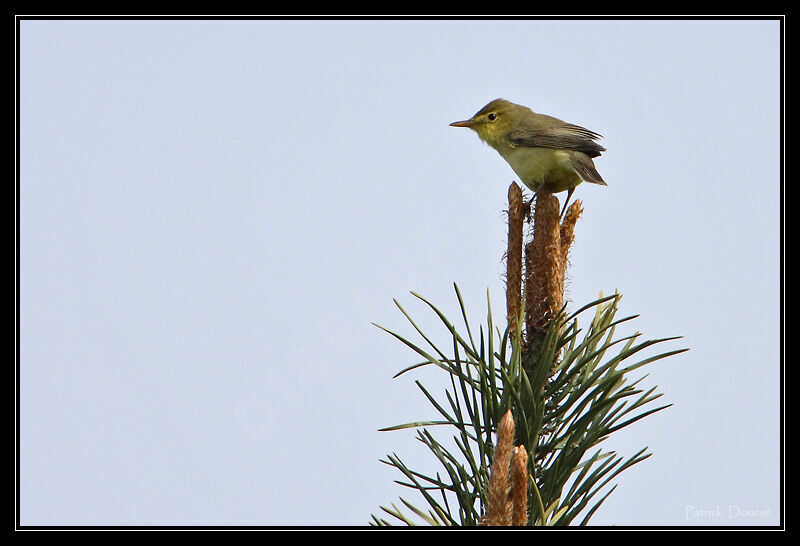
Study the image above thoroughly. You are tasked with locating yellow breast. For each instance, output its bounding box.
[501,147,581,193]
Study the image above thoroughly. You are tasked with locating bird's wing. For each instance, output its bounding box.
[507,123,606,158]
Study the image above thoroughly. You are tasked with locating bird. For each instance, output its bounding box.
[450,98,607,216]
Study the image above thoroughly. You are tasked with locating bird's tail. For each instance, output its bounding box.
[571,153,607,186]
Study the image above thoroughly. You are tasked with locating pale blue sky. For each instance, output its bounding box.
[19,18,781,526]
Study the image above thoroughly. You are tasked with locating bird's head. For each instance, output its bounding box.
[449,98,528,149]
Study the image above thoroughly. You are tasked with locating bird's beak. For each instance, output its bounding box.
[449,119,475,128]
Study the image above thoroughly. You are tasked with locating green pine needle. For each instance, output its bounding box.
[372,286,686,526]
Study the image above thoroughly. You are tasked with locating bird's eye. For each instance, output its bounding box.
[487,113,497,121]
